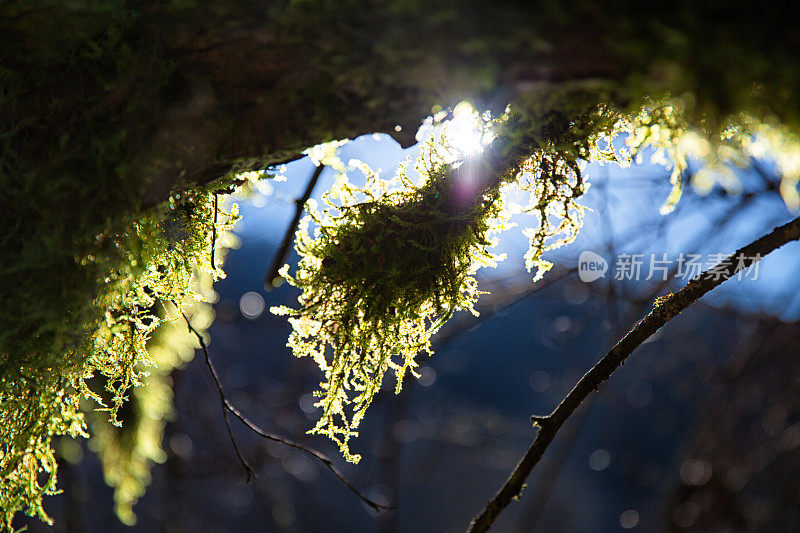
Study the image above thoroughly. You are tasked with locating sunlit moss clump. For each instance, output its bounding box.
[0,188,239,528]
[273,100,625,460]
[274,92,800,462]
[273,138,508,461]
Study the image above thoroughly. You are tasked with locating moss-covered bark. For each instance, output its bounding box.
[5,1,798,205]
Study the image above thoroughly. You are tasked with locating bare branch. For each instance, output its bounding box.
[467,215,800,532]
[178,309,393,513]
[180,309,254,482]
[264,163,325,289]
[211,192,218,269]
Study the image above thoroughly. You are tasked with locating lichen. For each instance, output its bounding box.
[273,134,508,460]
[272,101,614,460]
[0,187,240,528]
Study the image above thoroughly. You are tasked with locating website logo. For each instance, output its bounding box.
[579,251,609,282]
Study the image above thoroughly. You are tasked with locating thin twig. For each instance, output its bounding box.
[467,215,800,532]
[178,308,393,513]
[264,164,325,289]
[211,193,218,269]
[180,310,254,481]
[514,397,596,532]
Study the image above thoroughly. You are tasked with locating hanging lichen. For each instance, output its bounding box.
[273,130,509,460]
[0,186,240,529]
[272,100,626,460]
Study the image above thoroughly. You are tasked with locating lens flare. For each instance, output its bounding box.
[445,101,493,157]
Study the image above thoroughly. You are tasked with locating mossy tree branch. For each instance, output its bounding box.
[3,1,800,526]
[9,1,797,208]
[467,215,800,533]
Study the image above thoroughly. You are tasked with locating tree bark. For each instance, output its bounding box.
[5,2,797,206]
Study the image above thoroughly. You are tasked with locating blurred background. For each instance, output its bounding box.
[24,133,800,532]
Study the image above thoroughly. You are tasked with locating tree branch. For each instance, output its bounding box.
[466,215,800,532]
[180,309,254,482]
[264,163,325,289]
[178,308,393,513]
[211,193,218,269]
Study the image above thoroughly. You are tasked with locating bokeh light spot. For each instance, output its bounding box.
[239,291,265,319]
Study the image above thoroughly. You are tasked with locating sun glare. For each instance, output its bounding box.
[445,101,493,157]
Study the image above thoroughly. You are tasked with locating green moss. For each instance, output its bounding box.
[275,90,800,464]
[0,4,246,525]
[272,100,614,460]
[274,137,506,460]
[88,295,218,526]
[0,185,239,528]
[2,1,800,527]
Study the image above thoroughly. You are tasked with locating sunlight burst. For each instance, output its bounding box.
[445,101,494,157]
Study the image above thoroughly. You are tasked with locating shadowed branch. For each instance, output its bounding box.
[180,309,254,481]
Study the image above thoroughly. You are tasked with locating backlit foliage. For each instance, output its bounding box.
[0,190,238,529]
[275,95,800,462]
[0,3,247,525]
[3,1,800,529]
[87,295,218,526]
[273,101,621,460]
[273,134,509,461]
[610,99,800,213]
